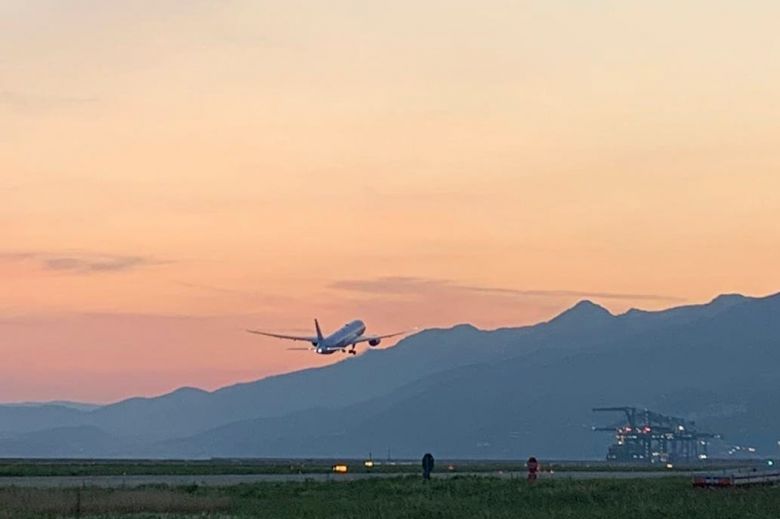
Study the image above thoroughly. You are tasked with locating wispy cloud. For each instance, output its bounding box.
[331,277,445,294]
[330,276,684,303]
[0,90,98,112]
[458,285,685,302]
[0,251,166,274]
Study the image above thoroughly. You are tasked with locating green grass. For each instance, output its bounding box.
[0,460,333,477]
[0,459,753,477]
[0,476,779,518]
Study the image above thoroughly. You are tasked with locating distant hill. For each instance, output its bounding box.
[0,323,539,440]
[1,292,778,459]
[1,401,101,412]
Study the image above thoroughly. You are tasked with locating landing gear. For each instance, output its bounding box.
[349,349,357,355]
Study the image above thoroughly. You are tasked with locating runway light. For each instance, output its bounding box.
[666,463,674,470]
[364,460,374,469]
[768,460,774,467]
[332,464,348,473]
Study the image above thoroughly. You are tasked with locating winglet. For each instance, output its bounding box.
[314,319,324,342]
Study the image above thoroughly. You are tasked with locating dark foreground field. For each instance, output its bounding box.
[0,476,778,519]
[0,459,755,477]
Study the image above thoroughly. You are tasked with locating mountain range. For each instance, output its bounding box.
[1,292,778,459]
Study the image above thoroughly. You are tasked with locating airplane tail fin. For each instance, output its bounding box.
[314,319,324,342]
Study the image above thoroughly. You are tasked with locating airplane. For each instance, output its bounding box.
[246,319,408,355]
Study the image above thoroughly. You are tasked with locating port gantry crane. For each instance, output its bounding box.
[593,407,720,463]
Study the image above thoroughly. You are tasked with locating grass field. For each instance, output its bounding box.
[0,476,778,518]
[0,459,756,477]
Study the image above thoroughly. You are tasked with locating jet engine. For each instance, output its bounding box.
[368,338,381,347]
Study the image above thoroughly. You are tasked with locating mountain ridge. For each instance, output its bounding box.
[2,291,778,458]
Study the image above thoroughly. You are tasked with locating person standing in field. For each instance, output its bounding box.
[527,457,539,482]
[422,453,435,480]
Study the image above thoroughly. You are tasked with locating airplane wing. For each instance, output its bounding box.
[350,330,410,345]
[246,330,317,342]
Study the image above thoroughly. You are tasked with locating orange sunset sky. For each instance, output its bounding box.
[2,1,779,403]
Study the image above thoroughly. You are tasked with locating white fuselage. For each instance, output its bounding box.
[314,320,366,354]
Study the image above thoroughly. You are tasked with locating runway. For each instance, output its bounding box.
[0,470,698,488]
